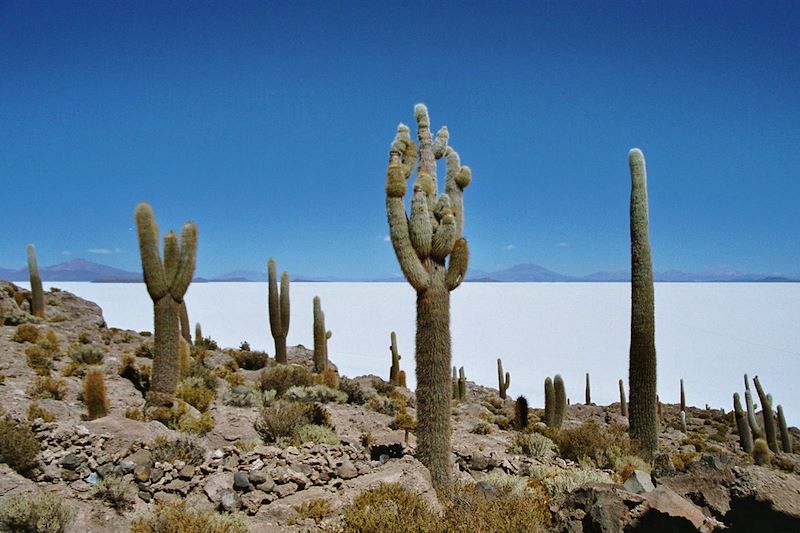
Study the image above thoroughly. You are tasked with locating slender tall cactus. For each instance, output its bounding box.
[679,410,687,433]
[312,296,330,373]
[458,366,467,401]
[515,395,529,431]
[734,393,754,453]
[389,331,402,385]
[452,366,458,400]
[179,301,191,344]
[744,374,762,439]
[680,378,686,413]
[194,323,202,347]
[544,377,555,427]
[554,374,567,429]
[385,104,471,489]
[619,379,628,417]
[135,203,197,395]
[777,405,792,453]
[268,258,290,364]
[497,358,510,399]
[26,244,45,318]
[585,373,591,404]
[753,376,778,452]
[628,148,658,460]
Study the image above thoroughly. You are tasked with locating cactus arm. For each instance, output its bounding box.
[414,104,438,210]
[268,258,283,335]
[445,147,471,237]
[432,126,449,159]
[431,213,457,262]
[409,185,433,259]
[446,238,469,291]
[386,186,430,292]
[163,231,180,287]
[777,405,792,453]
[734,393,754,453]
[280,271,290,336]
[135,203,168,300]
[753,376,779,452]
[169,222,197,300]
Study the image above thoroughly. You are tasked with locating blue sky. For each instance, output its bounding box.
[2,0,798,279]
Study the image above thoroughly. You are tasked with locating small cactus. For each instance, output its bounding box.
[753,376,778,452]
[398,370,407,388]
[179,302,191,344]
[458,367,466,401]
[135,203,197,395]
[554,374,566,429]
[27,244,44,318]
[544,377,555,427]
[585,372,591,404]
[680,378,686,413]
[389,331,402,385]
[84,369,109,420]
[679,410,687,433]
[777,405,792,453]
[452,366,458,400]
[619,379,628,417]
[268,258,290,364]
[194,323,202,347]
[313,296,329,373]
[752,438,771,466]
[515,395,529,431]
[497,358,510,399]
[733,392,754,453]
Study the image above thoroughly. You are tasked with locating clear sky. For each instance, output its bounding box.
[2,0,798,279]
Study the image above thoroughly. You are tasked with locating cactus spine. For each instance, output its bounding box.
[680,378,686,413]
[544,377,555,427]
[733,393,754,453]
[753,376,778,452]
[585,373,591,404]
[312,296,329,373]
[627,148,658,460]
[135,203,197,395]
[554,374,566,429]
[268,258,290,364]
[179,301,191,344]
[389,331,402,385]
[497,358,510,399]
[619,379,628,417]
[515,395,529,431]
[27,244,44,318]
[385,104,471,489]
[457,366,466,401]
[194,323,202,347]
[777,405,792,453]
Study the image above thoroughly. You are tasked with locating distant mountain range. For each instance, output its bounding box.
[0,259,796,283]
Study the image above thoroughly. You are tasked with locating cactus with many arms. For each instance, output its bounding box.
[135,203,197,395]
[733,392,753,453]
[497,358,510,399]
[312,296,330,373]
[753,376,778,452]
[619,379,628,417]
[385,104,471,488]
[544,377,556,427]
[389,331,402,385]
[27,244,44,318]
[268,258,290,364]
[554,374,567,429]
[628,148,658,460]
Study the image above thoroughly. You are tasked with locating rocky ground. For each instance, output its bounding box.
[1,281,799,532]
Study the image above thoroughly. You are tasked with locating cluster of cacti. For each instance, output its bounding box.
[627,148,658,460]
[385,104,471,489]
[515,395,528,431]
[619,379,628,417]
[268,257,290,364]
[135,203,197,395]
[585,373,591,404]
[735,374,792,453]
[26,244,45,318]
[389,331,402,385]
[84,369,109,420]
[312,296,331,373]
[497,358,510,399]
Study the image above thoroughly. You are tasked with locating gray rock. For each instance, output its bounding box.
[138,491,152,502]
[60,454,82,470]
[624,470,655,495]
[118,460,136,474]
[150,468,164,483]
[248,470,269,485]
[256,478,275,493]
[61,469,80,481]
[274,481,298,498]
[85,472,98,485]
[178,465,195,480]
[219,488,242,511]
[96,463,115,479]
[337,460,358,480]
[233,471,251,491]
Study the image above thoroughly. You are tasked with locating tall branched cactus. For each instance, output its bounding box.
[135,203,197,395]
[385,104,471,489]
[389,331,402,385]
[497,358,510,399]
[27,244,44,318]
[313,296,330,373]
[268,258,290,364]
[628,148,658,460]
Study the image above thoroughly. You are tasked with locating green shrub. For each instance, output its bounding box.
[258,365,314,396]
[12,324,40,343]
[196,335,219,351]
[233,350,269,371]
[254,400,332,445]
[284,384,347,404]
[182,357,218,390]
[95,476,137,511]
[68,344,105,365]
[509,432,557,459]
[134,341,154,358]
[25,345,55,374]
[150,436,206,466]
[528,464,614,496]
[0,417,40,477]
[443,480,550,532]
[0,492,74,533]
[222,384,264,407]
[555,420,631,469]
[470,422,494,435]
[291,498,332,525]
[339,483,436,533]
[178,412,215,435]
[27,403,56,423]
[175,377,215,412]
[295,424,340,445]
[27,376,68,400]
[339,377,372,405]
[130,500,248,533]
[366,395,401,416]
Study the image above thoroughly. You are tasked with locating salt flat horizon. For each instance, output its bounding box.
[17,281,800,426]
